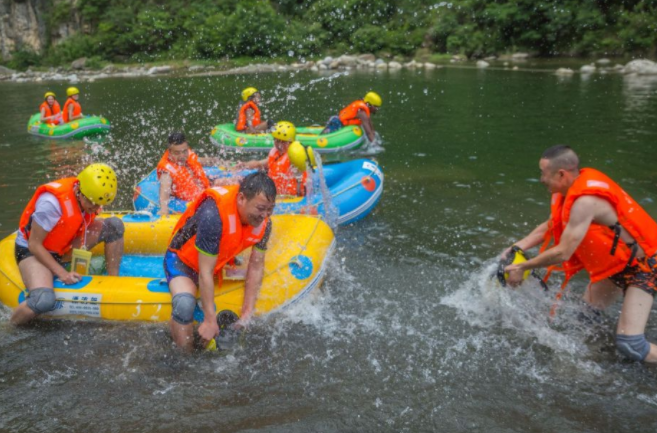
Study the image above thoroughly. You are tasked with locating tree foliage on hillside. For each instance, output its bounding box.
[7,0,657,68]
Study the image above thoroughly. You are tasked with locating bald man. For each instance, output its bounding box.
[503,145,657,363]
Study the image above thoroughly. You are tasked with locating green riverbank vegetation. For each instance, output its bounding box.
[4,0,657,71]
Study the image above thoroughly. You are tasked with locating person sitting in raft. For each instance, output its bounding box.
[39,92,62,125]
[164,171,276,352]
[157,131,233,216]
[239,121,307,196]
[62,87,84,123]
[10,163,125,326]
[235,87,274,134]
[503,145,657,363]
[321,91,382,142]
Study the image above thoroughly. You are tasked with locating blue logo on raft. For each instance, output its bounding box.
[289,255,313,280]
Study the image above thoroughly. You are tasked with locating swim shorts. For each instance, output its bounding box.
[163,250,199,285]
[14,243,66,267]
[608,254,657,296]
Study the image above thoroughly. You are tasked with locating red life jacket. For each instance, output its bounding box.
[168,185,269,276]
[339,100,370,126]
[40,101,62,125]
[62,97,82,123]
[19,178,95,255]
[267,147,306,196]
[543,168,657,284]
[236,101,262,131]
[156,150,210,202]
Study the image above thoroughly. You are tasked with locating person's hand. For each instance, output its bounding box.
[59,271,82,285]
[234,313,251,330]
[504,264,525,288]
[198,319,219,347]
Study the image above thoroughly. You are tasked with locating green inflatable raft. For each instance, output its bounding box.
[27,113,111,139]
[209,123,365,153]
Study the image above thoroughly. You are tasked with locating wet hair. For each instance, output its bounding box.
[168,132,186,146]
[541,145,579,173]
[240,171,276,202]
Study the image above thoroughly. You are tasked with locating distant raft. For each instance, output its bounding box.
[133,158,384,226]
[210,123,365,153]
[27,113,111,139]
[0,212,334,322]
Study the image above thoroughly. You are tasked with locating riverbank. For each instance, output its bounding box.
[3,55,657,84]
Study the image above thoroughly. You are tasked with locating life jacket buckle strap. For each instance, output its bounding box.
[609,222,621,255]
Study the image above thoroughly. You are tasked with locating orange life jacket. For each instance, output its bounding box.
[156,150,210,202]
[236,101,262,131]
[62,97,82,123]
[168,185,269,276]
[40,101,61,125]
[543,168,657,284]
[267,147,306,196]
[19,178,95,255]
[339,100,370,126]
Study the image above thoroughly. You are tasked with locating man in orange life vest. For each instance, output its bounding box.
[504,145,657,363]
[239,121,307,196]
[235,87,274,134]
[11,164,125,325]
[39,91,62,125]
[62,87,84,123]
[321,91,382,142]
[157,132,229,216]
[164,171,276,351]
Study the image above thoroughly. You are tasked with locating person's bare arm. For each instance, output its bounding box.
[240,158,268,170]
[197,252,219,346]
[28,222,81,284]
[357,110,376,141]
[502,220,550,258]
[505,197,595,279]
[159,172,173,216]
[236,248,265,327]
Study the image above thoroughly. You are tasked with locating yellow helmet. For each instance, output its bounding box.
[288,141,316,171]
[271,121,296,142]
[67,87,80,97]
[77,163,118,205]
[363,91,382,107]
[44,92,56,100]
[241,87,258,101]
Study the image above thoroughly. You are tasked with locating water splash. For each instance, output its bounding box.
[441,261,614,373]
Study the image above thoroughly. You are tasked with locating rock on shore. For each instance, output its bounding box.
[3,55,657,83]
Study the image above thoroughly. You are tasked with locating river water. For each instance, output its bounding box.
[1,64,657,432]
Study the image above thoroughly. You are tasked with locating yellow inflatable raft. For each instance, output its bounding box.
[0,212,334,322]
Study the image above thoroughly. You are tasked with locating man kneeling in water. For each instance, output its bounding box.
[164,172,275,351]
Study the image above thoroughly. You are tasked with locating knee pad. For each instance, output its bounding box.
[26,288,57,314]
[171,293,196,325]
[99,217,125,244]
[616,334,650,362]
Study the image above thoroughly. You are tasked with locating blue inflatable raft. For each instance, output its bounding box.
[133,159,384,226]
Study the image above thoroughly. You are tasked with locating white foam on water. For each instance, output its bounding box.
[441,261,608,378]
[27,365,78,388]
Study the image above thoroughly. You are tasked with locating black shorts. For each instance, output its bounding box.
[14,244,66,267]
[608,254,657,297]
